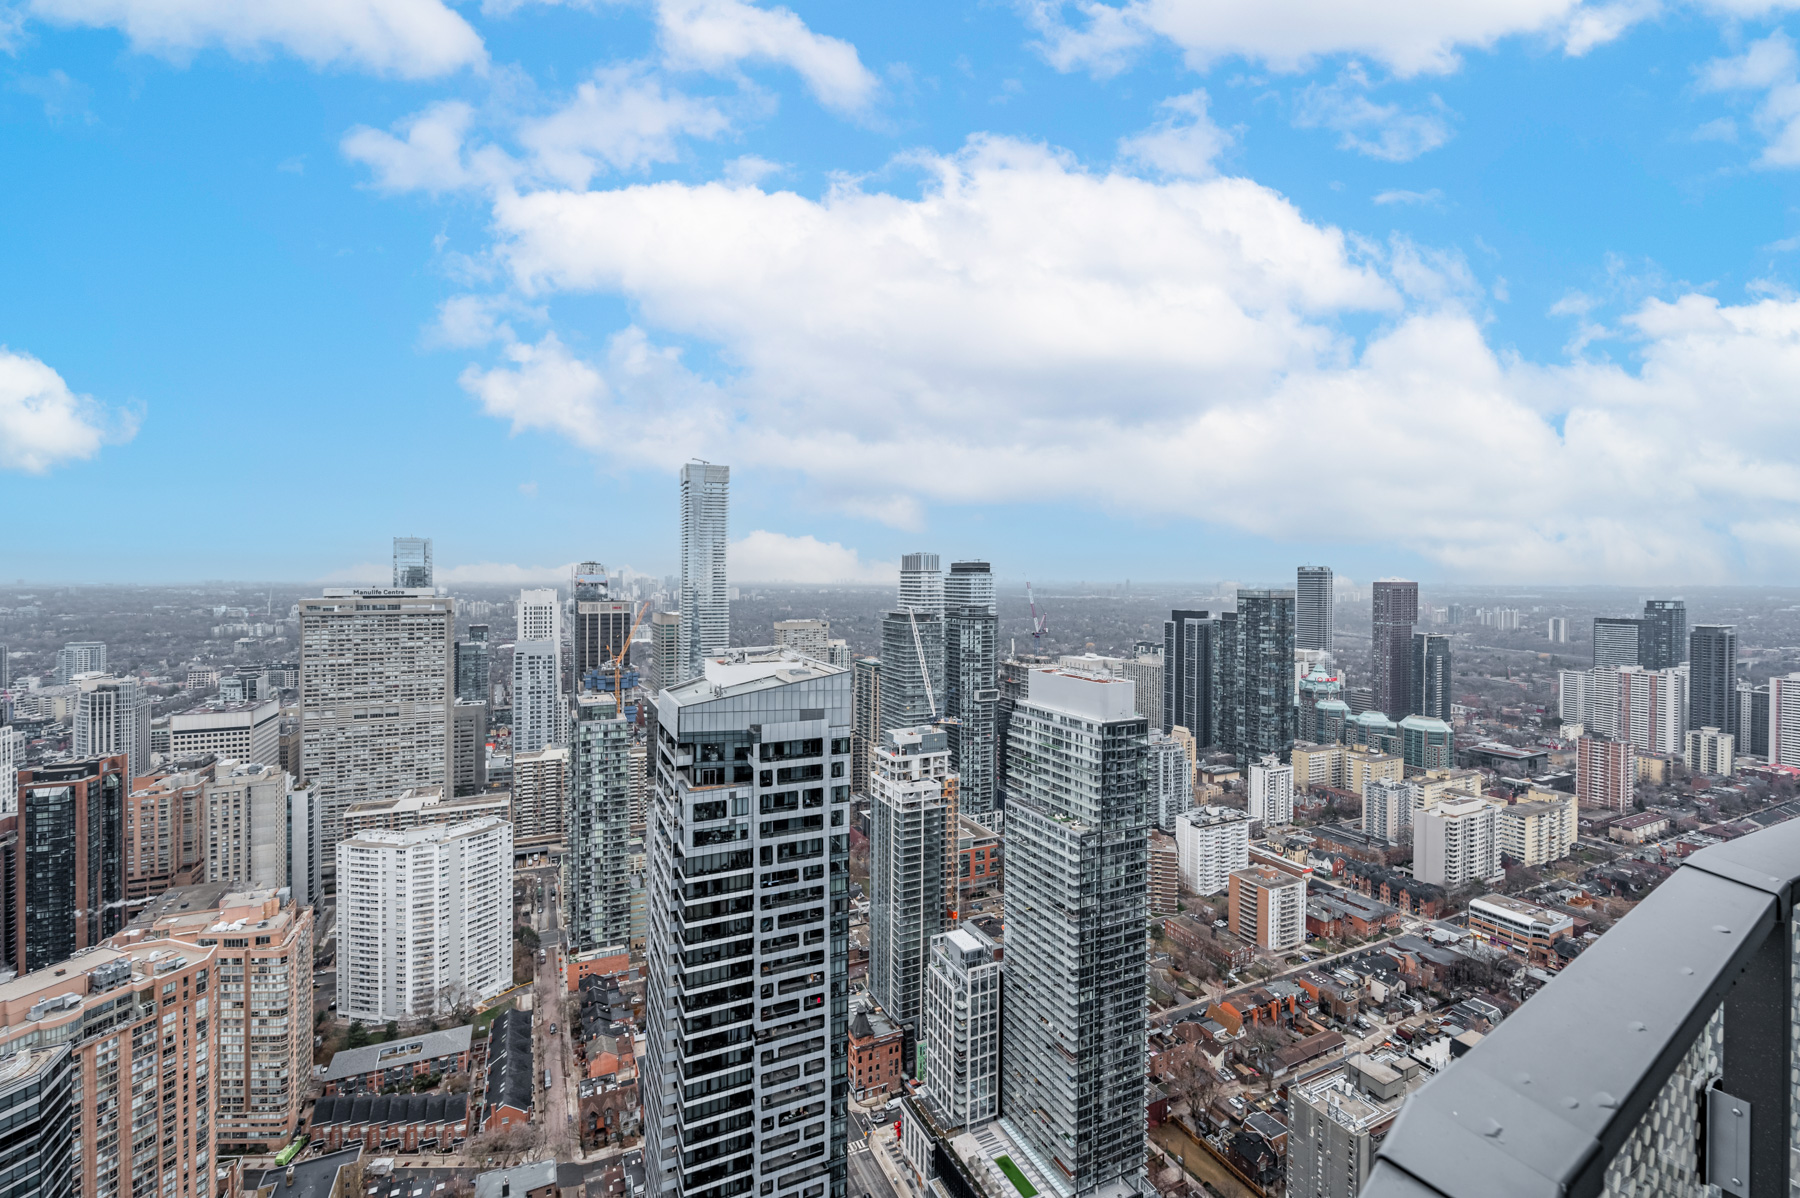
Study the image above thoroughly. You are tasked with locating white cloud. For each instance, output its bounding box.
[1292,66,1453,161]
[435,560,580,583]
[1118,90,1231,177]
[1700,32,1800,166]
[1373,187,1444,205]
[519,65,733,187]
[1022,0,1603,79]
[654,0,878,112]
[26,0,485,78]
[729,530,895,583]
[0,347,134,473]
[341,101,517,193]
[413,128,1800,580]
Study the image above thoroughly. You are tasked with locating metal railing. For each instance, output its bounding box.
[1365,816,1799,1198]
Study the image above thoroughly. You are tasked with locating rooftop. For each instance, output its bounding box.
[665,646,846,705]
[320,1024,474,1081]
[475,1162,557,1198]
[339,814,507,847]
[246,1148,364,1198]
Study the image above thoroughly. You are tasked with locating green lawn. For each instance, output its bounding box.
[471,998,517,1036]
[995,1156,1037,1198]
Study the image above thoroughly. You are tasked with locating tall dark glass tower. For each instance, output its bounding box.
[1163,609,1216,745]
[1689,624,1738,736]
[14,757,126,975]
[1642,599,1688,670]
[1593,616,1644,668]
[944,561,998,816]
[1371,580,1418,716]
[1410,633,1452,720]
[1214,589,1297,763]
[455,623,490,704]
[1296,566,1334,652]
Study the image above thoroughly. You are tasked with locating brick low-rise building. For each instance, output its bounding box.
[308,1093,469,1153]
[849,1003,906,1101]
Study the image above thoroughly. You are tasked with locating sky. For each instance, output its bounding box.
[8,1,1800,587]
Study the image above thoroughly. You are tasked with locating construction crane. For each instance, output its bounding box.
[1026,582,1049,649]
[609,601,651,716]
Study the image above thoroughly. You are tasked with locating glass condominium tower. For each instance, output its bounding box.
[644,648,852,1198]
[680,462,731,684]
[1296,566,1334,652]
[1001,668,1150,1198]
[944,561,999,816]
[393,536,432,588]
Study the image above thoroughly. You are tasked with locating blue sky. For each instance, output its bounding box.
[7,0,1800,587]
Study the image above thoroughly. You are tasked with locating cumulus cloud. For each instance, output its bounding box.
[729,530,896,583]
[412,129,1800,580]
[1021,0,1604,79]
[519,65,734,187]
[26,0,485,78]
[0,347,134,473]
[654,0,878,112]
[435,560,581,583]
[1700,32,1800,166]
[1118,90,1232,177]
[1292,66,1453,161]
[341,101,517,193]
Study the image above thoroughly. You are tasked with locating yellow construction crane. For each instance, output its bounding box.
[610,601,651,714]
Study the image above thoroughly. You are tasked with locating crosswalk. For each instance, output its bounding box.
[849,1141,872,1156]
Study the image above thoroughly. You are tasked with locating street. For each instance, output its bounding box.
[521,861,579,1157]
[846,1109,905,1198]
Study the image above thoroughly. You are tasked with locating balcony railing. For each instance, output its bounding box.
[1365,816,1799,1198]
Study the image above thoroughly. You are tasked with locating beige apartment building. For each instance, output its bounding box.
[1228,864,1306,951]
[0,938,218,1198]
[168,699,280,767]
[341,786,512,836]
[1495,792,1578,867]
[125,764,212,901]
[122,883,314,1155]
[513,746,568,849]
[298,588,456,865]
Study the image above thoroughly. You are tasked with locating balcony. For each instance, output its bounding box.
[1364,816,1800,1198]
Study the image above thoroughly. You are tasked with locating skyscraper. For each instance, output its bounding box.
[869,725,952,1058]
[393,536,433,588]
[13,756,127,975]
[565,693,633,954]
[1001,669,1147,1194]
[1409,632,1452,720]
[456,624,491,703]
[73,674,150,784]
[678,461,730,683]
[1296,566,1334,651]
[899,552,944,615]
[649,610,680,694]
[1592,616,1644,668]
[922,921,1003,1129]
[879,610,944,732]
[299,587,456,862]
[1370,580,1418,716]
[513,587,564,754]
[574,564,633,689]
[644,647,851,1198]
[851,656,882,795]
[944,561,999,817]
[1641,599,1687,670]
[1162,609,1216,744]
[1214,589,1297,764]
[1689,624,1738,737]
[54,640,106,685]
